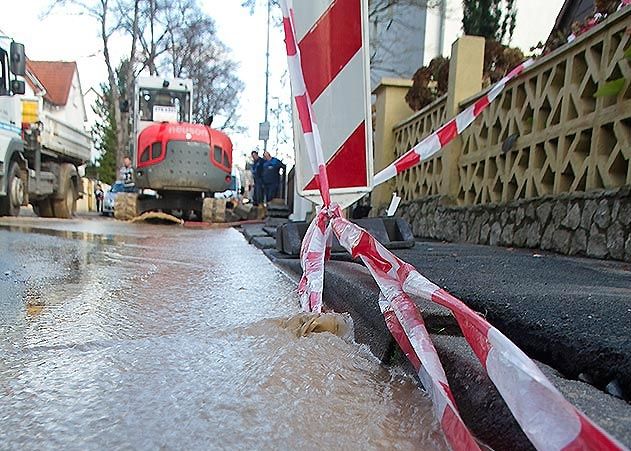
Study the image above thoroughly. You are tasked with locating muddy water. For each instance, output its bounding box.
[0,222,447,450]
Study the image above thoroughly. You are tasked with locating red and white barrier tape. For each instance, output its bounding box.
[280,0,331,206]
[297,208,335,313]
[379,293,482,450]
[280,2,625,447]
[373,59,535,187]
[331,217,626,451]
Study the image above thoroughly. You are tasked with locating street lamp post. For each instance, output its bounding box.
[262,0,271,154]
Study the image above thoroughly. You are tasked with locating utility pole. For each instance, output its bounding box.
[261,0,271,154]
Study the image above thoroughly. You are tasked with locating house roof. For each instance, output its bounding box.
[548,0,595,39]
[25,60,77,106]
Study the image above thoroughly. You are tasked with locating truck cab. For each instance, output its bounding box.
[0,38,27,216]
[0,36,91,218]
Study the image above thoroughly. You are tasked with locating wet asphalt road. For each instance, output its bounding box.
[0,213,446,450]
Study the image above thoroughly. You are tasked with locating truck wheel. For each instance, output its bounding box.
[32,198,54,217]
[0,162,24,217]
[114,193,139,221]
[52,177,76,219]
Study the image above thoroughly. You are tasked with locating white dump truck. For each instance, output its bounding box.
[0,36,91,218]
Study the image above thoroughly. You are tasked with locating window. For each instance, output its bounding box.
[138,88,190,123]
[214,145,222,165]
[222,150,230,168]
[151,142,162,159]
[72,77,78,107]
[140,146,150,163]
[0,49,8,96]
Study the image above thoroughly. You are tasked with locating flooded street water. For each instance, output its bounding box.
[0,217,447,450]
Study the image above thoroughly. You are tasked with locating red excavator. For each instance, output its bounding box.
[114,76,233,221]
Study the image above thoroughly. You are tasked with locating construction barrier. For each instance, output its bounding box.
[280,1,626,449]
[280,0,331,207]
[379,292,481,450]
[296,209,331,313]
[333,216,625,451]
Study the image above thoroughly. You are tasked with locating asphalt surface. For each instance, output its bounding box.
[393,241,631,401]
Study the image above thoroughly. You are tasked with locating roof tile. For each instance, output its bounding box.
[26,60,77,106]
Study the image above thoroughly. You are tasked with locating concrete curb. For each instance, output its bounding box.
[270,253,631,450]
[242,224,268,243]
[274,257,533,450]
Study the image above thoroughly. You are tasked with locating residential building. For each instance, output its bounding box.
[368,0,462,88]
[25,60,88,128]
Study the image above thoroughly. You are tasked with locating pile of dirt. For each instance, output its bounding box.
[130,211,184,225]
[278,312,354,341]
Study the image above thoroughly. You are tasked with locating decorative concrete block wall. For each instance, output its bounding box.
[372,9,631,260]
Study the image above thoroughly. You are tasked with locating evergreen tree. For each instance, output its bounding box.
[462,0,516,43]
[91,82,118,184]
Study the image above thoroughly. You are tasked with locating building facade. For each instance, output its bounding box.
[368,0,462,88]
[25,60,88,127]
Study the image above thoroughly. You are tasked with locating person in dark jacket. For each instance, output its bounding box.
[94,183,104,213]
[262,150,284,203]
[250,150,265,205]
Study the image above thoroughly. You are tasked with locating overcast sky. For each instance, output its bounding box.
[2,0,564,167]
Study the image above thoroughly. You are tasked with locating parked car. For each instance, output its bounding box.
[102,181,126,216]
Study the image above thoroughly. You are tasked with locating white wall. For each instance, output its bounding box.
[44,70,87,131]
[369,0,465,84]
[423,0,463,63]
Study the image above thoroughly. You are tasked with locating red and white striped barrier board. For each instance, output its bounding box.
[373,59,535,187]
[331,216,626,451]
[280,0,331,206]
[285,0,373,208]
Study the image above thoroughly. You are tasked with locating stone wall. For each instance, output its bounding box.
[397,186,631,261]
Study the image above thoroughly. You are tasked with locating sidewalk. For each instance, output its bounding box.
[393,241,631,400]
[242,222,631,449]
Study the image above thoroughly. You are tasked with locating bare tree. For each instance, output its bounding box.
[156,0,245,131]
[47,0,139,168]
[117,0,244,130]
[118,0,172,75]
[48,0,244,151]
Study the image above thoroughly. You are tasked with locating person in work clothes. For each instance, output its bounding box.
[250,150,264,205]
[262,150,284,203]
[119,156,136,192]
